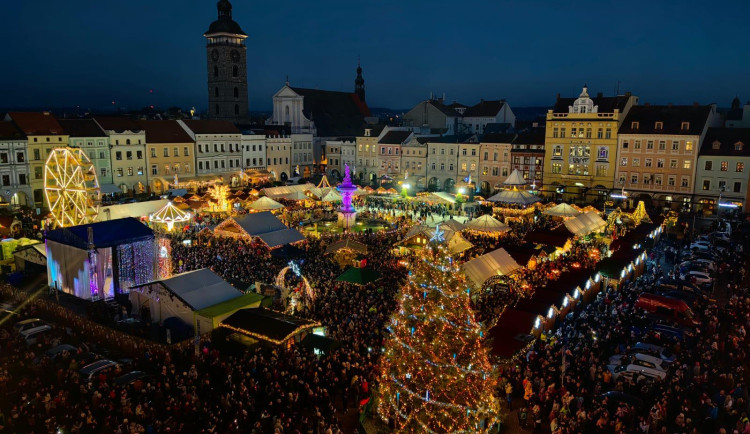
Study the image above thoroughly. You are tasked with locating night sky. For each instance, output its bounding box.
[2,0,749,113]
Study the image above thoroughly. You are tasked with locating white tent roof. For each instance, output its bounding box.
[402,225,473,254]
[543,203,581,218]
[439,218,466,232]
[321,189,342,202]
[503,169,526,186]
[149,201,191,224]
[486,189,541,205]
[464,215,510,233]
[133,269,243,311]
[462,248,521,288]
[563,210,606,236]
[97,199,169,222]
[431,192,457,204]
[281,191,310,201]
[249,196,284,210]
[263,183,316,198]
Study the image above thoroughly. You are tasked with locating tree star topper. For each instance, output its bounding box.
[430,224,445,243]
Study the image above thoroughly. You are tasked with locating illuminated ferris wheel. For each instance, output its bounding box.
[44,147,101,227]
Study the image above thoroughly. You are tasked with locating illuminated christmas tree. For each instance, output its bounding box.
[377,226,503,433]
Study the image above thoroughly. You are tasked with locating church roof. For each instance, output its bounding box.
[290,87,371,137]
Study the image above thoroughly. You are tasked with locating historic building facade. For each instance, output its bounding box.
[179,120,242,186]
[478,134,514,193]
[138,120,195,194]
[205,0,249,123]
[695,128,750,213]
[0,122,31,206]
[94,117,148,195]
[58,119,112,187]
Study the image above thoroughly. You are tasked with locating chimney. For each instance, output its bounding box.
[625,91,632,97]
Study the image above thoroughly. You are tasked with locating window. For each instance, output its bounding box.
[483,151,488,160]
[712,141,721,150]
[99,151,104,159]
[683,160,691,169]
[681,122,690,130]
[655,122,663,130]
[645,158,652,168]
[647,141,654,150]
[734,182,742,193]
[643,174,651,185]
[631,174,638,184]
[668,176,676,186]
[657,159,664,168]
[736,142,745,151]
[462,149,467,156]
[655,175,663,186]
[632,158,640,167]
[597,128,603,139]
[16,152,24,163]
[34,167,43,179]
[440,163,445,171]
[737,162,745,172]
[232,65,238,77]
[622,141,629,150]
[670,159,677,169]
[184,146,189,156]
[721,161,728,171]
[681,177,689,188]
[631,121,639,129]
[234,87,239,98]
[620,157,628,166]
[634,140,641,150]
[471,149,476,156]
[431,163,436,170]
[705,161,712,170]
[605,128,612,139]
[173,147,178,157]
[719,180,727,191]
[213,65,218,77]
[18,173,26,185]
[470,163,476,171]
[552,163,562,174]
[116,151,122,160]
[461,163,467,171]
[561,128,566,138]
[585,128,592,138]
[137,151,143,160]
[152,165,158,175]
[1,175,8,186]
[450,149,454,155]
[0,153,7,164]
[658,141,666,151]
[127,167,133,176]
[672,141,679,151]
[703,180,710,191]
[597,147,608,159]
[595,165,607,177]
[686,141,694,151]
[34,149,40,160]
[619,173,626,185]
[449,163,454,171]
[553,128,558,138]
[116,168,123,177]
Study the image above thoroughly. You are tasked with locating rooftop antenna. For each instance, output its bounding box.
[615,80,621,95]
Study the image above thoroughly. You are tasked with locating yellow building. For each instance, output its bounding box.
[6,112,69,207]
[137,120,195,194]
[356,125,384,185]
[543,86,637,204]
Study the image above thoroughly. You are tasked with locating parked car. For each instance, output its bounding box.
[657,290,702,306]
[14,318,47,334]
[689,241,711,252]
[45,344,78,361]
[658,278,702,295]
[609,363,667,381]
[20,325,53,346]
[679,271,713,288]
[632,342,677,363]
[608,352,667,368]
[635,293,700,327]
[679,262,710,275]
[600,391,645,411]
[689,258,717,272]
[79,360,120,383]
[115,370,150,386]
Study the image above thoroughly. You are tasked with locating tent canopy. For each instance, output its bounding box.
[195,292,266,319]
[336,267,381,285]
[321,189,342,202]
[486,189,540,206]
[263,183,316,198]
[46,217,154,250]
[464,214,510,233]
[564,211,606,237]
[543,203,581,218]
[220,307,320,345]
[462,248,521,288]
[503,169,527,186]
[439,218,466,232]
[249,196,284,210]
[215,212,305,248]
[132,268,243,311]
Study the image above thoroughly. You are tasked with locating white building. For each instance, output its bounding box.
[179,119,243,186]
[695,127,750,213]
[461,99,516,135]
[291,133,314,178]
[241,133,266,171]
[0,122,31,206]
[94,117,148,195]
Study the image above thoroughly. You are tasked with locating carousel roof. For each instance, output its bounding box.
[249,196,285,210]
[149,201,191,225]
[464,215,510,233]
[503,169,526,186]
[486,189,540,205]
[543,203,581,218]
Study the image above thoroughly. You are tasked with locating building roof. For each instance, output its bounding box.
[7,112,64,135]
[195,292,265,319]
[513,131,546,146]
[446,102,468,109]
[134,269,243,311]
[45,217,154,250]
[361,124,386,137]
[619,105,713,135]
[204,0,246,36]
[136,120,193,143]
[463,100,506,117]
[552,93,631,114]
[481,133,516,144]
[378,130,411,145]
[93,116,144,132]
[58,119,107,138]
[0,122,24,140]
[290,87,371,137]
[181,119,241,135]
[427,100,462,117]
[699,128,750,157]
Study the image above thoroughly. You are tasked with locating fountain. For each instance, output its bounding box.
[337,164,358,229]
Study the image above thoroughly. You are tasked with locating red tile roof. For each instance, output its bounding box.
[93,117,144,132]
[58,119,107,137]
[181,120,241,135]
[0,122,24,140]
[7,112,64,135]
[136,120,193,143]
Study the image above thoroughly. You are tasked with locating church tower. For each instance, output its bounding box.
[204,0,248,123]
[354,60,365,103]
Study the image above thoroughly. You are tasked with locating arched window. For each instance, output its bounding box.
[126,139,131,145]
[215,87,219,97]
[235,104,239,115]
[232,65,238,77]
[215,104,220,115]
[234,87,239,98]
[214,65,218,77]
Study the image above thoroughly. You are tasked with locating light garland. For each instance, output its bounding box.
[219,319,320,345]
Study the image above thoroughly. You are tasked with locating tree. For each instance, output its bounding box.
[377,228,502,432]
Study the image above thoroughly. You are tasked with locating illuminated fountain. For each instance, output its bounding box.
[337,164,357,229]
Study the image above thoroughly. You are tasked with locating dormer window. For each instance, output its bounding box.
[364,129,371,137]
[631,121,639,130]
[655,122,663,130]
[735,142,744,151]
[712,141,721,150]
[681,122,690,130]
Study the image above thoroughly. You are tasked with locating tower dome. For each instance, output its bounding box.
[205,0,246,36]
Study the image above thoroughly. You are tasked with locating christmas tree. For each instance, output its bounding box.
[377,226,502,432]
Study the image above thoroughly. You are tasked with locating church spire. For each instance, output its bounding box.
[355,58,365,103]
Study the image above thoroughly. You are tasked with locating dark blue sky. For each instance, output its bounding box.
[2,0,749,112]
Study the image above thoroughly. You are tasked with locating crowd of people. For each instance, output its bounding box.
[499,223,750,433]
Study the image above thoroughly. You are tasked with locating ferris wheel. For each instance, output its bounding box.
[44,147,101,228]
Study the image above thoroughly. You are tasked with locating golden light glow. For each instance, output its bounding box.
[44,147,100,228]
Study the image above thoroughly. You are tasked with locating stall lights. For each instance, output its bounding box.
[562,297,569,307]
[547,307,555,318]
[635,257,640,265]
[534,317,541,329]
[585,280,591,290]
[595,273,601,283]
[620,269,626,278]
[628,264,634,272]
[718,202,740,209]
[573,288,580,299]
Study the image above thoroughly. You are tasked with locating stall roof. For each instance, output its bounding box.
[196,292,266,319]
[262,183,316,198]
[257,228,306,249]
[336,267,381,285]
[462,248,521,288]
[543,203,581,218]
[564,211,606,237]
[98,199,170,222]
[464,214,510,233]
[488,309,538,358]
[220,307,320,344]
[598,248,645,278]
[524,226,571,248]
[486,189,540,205]
[249,196,284,210]
[46,217,154,250]
[325,239,368,255]
[132,268,243,311]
